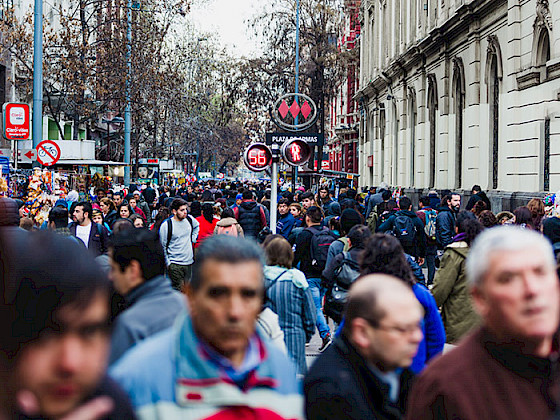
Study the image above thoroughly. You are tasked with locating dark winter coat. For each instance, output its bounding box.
[305,334,415,420]
[435,206,456,248]
[233,200,267,238]
[377,210,427,258]
[0,197,20,226]
[69,222,111,257]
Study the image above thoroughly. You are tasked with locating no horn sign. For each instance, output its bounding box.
[36,140,61,166]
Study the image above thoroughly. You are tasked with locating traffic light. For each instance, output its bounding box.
[281,138,312,166]
[244,143,272,171]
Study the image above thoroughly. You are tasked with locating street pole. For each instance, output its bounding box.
[270,144,279,234]
[124,0,132,185]
[293,0,300,190]
[32,0,43,149]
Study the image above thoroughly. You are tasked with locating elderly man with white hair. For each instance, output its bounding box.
[407,226,560,420]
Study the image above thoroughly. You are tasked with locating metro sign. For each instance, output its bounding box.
[271,93,319,132]
[3,103,30,140]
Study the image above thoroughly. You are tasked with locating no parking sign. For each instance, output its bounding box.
[36,140,61,166]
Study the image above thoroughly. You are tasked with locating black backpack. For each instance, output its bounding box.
[165,216,194,254]
[392,215,417,248]
[307,226,337,271]
[324,252,360,323]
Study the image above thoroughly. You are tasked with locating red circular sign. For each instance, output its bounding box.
[282,139,311,166]
[36,140,61,166]
[244,144,272,172]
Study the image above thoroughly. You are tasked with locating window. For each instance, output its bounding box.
[408,90,417,187]
[379,106,386,182]
[427,76,438,188]
[452,59,465,189]
[489,55,499,190]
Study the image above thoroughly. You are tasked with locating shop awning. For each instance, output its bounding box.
[55,160,128,166]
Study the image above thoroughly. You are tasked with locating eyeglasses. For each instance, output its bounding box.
[362,318,423,336]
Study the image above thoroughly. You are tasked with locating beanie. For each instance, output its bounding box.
[339,208,362,235]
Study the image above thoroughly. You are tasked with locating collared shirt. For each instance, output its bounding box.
[199,334,261,387]
[368,364,402,403]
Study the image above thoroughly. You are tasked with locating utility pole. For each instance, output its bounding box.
[292,0,300,190]
[124,0,132,185]
[32,0,43,149]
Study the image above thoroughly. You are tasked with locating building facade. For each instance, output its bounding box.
[357,0,560,208]
[327,0,361,174]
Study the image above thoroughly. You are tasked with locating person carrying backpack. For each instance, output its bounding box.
[416,195,438,285]
[377,196,426,264]
[214,207,244,236]
[322,225,372,324]
[293,206,336,352]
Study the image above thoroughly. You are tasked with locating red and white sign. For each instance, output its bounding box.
[36,140,61,166]
[321,160,330,170]
[3,103,30,140]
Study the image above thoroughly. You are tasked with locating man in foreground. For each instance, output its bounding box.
[305,274,423,419]
[0,230,134,419]
[407,226,560,419]
[111,235,302,419]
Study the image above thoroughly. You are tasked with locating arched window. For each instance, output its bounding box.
[452,58,465,190]
[379,105,386,182]
[408,89,417,187]
[535,29,550,67]
[393,101,399,186]
[486,36,502,190]
[427,75,438,188]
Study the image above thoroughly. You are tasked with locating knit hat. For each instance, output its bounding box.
[339,208,363,235]
[236,193,243,200]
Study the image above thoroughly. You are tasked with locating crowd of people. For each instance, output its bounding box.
[0,178,560,419]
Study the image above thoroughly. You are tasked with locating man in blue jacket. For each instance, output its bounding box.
[108,228,185,365]
[110,235,302,419]
[277,198,295,239]
[436,193,461,248]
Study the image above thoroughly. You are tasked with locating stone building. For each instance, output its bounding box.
[327,0,361,175]
[356,0,560,209]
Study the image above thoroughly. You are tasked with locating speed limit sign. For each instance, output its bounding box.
[36,140,61,166]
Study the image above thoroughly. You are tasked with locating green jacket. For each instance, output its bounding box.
[432,241,480,343]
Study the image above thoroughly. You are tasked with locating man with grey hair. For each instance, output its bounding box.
[407,226,560,419]
[110,235,303,418]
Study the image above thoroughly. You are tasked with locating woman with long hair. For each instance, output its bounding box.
[195,202,218,249]
[151,206,170,232]
[432,211,484,343]
[263,236,315,376]
[513,206,535,229]
[527,198,545,231]
[360,234,445,373]
[99,198,118,228]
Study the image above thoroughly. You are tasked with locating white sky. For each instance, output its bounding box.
[188,0,262,58]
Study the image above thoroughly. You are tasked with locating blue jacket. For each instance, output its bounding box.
[277,213,295,240]
[109,275,185,365]
[110,313,303,419]
[436,207,457,248]
[411,283,446,373]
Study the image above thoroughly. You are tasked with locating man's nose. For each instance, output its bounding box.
[57,335,83,375]
[228,294,245,321]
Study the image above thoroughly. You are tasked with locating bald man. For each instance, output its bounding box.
[304,274,423,420]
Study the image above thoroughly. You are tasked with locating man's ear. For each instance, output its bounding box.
[350,318,371,351]
[470,285,488,318]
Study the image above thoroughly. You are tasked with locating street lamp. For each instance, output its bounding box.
[102,116,125,162]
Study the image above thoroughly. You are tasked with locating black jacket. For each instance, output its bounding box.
[304,334,415,420]
[435,206,456,248]
[377,210,427,258]
[234,200,266,238]
[70,222,111,257]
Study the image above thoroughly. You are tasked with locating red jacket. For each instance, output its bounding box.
[195,216,218,248]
